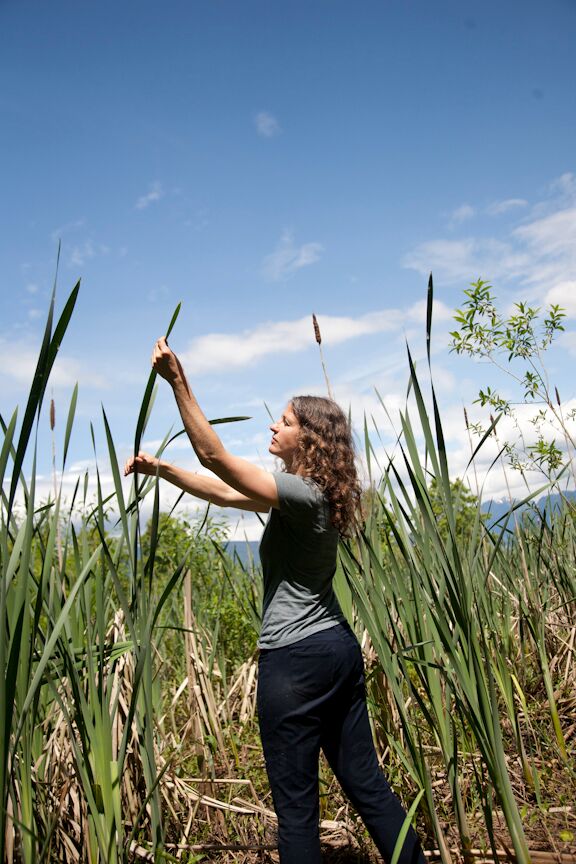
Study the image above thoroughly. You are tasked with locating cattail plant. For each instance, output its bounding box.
[312,313,333,399]
[1,271,574,863]
[49,394,64,571]
[338,278,575,863]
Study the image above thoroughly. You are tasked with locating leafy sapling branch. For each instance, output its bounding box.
[450,279,573,482]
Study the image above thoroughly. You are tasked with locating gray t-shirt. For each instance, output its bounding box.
[258,471,345,649]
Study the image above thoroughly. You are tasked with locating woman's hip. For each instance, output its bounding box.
[257,622,364,717]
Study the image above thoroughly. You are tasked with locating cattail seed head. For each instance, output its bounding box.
[555,386,561,407]
[312,313,322,345]
[463,407,469,429]
[50,399,56,431]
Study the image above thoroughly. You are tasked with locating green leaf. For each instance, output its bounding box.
[133,302,182,458]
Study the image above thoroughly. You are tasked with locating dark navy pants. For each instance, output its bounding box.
[257,622,426,863]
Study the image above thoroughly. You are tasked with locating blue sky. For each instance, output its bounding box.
[2,0,575,535]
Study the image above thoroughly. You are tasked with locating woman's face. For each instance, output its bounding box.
[269,403,301,467]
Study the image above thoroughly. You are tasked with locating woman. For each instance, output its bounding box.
[124,337,425,864]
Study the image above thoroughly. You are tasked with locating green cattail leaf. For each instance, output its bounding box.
[165,301,181,339]
[133,302,181,458]
[390,789,425,864]
[426,272,433,365]
[363,412,372,484]
[2,604,24,784]
[12,542,101,749]
[209,415,251,426]
[101,407,131,569]
[144,475,161,594]
[465,413,501,471]
[8,277,80,518]
[163,417,251,450]
[0,409,18,490]
[62,382,79,470]
[133,373,157,459]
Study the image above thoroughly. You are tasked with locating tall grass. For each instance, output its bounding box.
[0,281,254,861]
[1,276,574,862]
[338,279,575,862]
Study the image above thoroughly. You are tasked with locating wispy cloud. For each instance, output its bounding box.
[179,301,452,376]
[69,240,96,268]
[449,204,475,225]
[67,240,110,269]
[50,218,85,243]
[254,111,281,138]
[262,231,323,281]
[550,171,576,201]
[0,338,108,390]
[512,208,576,287]
[403,237,493,285]
[404,174,576,303]
[147,284,170,303]
[486,198,528,216]
[135,181,164,211]
[49,220,106,269]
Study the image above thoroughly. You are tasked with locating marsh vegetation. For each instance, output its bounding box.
[1,280,574,863]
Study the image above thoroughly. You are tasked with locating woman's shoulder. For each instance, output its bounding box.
[273,471,326,510]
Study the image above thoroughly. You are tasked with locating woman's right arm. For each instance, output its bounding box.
[124,452,271,513]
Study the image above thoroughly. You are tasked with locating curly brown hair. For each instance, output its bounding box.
[290,395,362,537]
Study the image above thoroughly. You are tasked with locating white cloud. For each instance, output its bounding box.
[543,280,576,315]
[65,238,110,269]
[511,208,576,289]
[450,204,475,224]
[486,198,528,216]
[148,284,170,303]
[50,219,85,243]
[179,300,452,377]
[559,330,576,357]
[135,181,164,211]
[406,297,454,325]
[298,370,572,510]
[26,283,39,294]
[183,209,209,232]
[69,240,96,268]
[0,339,108,390]
[254,111,281,138]
[550,172,576,201]
[262,231,323,281]
[404,176,576,303]
[403,238,485,285]
[362,382,576,505]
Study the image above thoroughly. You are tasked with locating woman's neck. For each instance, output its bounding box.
[284,458,305,477]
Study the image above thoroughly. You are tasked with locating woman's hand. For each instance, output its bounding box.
[151,337,186,386]
[124,451,160,477]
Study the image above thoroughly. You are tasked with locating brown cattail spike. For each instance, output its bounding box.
[312,313,322,345]
[50,399,56,431]
[463,407,469,429]
[555,387,561,407]
[312,313,333,399]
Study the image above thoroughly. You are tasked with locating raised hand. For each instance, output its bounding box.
[151,336,185,385]
[124,451,160,477]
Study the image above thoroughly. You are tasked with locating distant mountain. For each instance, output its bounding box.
[222,493,576,563]
[483,490,576,527]
[224,540,261,566]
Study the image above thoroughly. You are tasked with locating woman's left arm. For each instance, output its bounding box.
[152,337,279,509]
